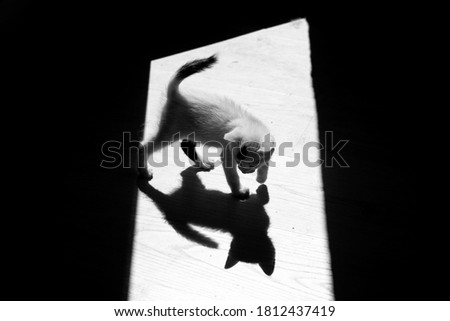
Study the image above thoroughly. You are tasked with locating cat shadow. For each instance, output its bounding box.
[137,166,276,275]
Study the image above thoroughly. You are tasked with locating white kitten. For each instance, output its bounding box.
[139,55,275,199]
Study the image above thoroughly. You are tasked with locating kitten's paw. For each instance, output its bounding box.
[138,167,153,180]
[196,161,215,171]
[201,161,215,171]
[256,175,267,184]
[256,164,269,183]
[233,187,250,200]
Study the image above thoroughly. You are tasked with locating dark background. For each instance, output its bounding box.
[2,2,447,300]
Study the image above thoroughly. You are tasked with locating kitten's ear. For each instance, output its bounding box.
[224,253,239,269]
[258,147,275,157]
[259,260,275,276]
[224,128,242,142]
[258,134,276,153]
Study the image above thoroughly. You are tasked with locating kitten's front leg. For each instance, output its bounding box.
[222,147,249,200]
[256,162,269,183]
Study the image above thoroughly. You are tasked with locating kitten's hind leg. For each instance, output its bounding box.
[137,143,153,180]
[138,133,170,180]
[180,140,214,171]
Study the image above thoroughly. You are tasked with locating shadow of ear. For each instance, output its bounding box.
[259,260,275,276]
[224,254,239,269]
[225,248,274,276]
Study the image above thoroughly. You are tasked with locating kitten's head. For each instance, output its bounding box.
[224,129,275,174]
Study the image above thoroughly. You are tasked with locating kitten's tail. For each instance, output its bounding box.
[168,55,218,96]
